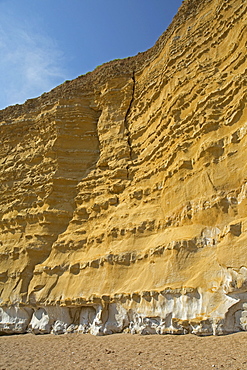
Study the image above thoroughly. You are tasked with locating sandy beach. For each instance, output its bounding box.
[1,332,247,369]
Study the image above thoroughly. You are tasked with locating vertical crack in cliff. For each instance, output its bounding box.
[124,71,135,179]
[206,172,217,192]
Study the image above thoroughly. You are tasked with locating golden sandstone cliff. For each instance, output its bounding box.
[0,0,247,335]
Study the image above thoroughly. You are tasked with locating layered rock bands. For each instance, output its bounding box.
[0,0,247,335]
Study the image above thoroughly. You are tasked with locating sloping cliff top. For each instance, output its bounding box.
[0,0,208,120]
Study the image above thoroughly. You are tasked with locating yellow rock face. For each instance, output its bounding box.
[0,0,247,335]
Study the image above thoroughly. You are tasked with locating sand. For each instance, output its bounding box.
[1,332,247,369]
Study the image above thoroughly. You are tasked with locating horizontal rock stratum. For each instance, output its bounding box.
[1,0,247,336]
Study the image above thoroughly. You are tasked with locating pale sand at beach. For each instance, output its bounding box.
[1,332,247,369]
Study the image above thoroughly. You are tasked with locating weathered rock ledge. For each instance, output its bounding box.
[1,0,247,335]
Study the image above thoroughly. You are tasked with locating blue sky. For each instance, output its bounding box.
[0,0,183,110]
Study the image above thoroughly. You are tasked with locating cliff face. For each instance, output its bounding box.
[1,0,247,335]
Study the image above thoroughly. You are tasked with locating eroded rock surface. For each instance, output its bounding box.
[1,0,247,335]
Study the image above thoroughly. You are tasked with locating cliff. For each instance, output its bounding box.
[0,0,247,335]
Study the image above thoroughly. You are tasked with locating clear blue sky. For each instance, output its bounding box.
[0,0,183,110]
